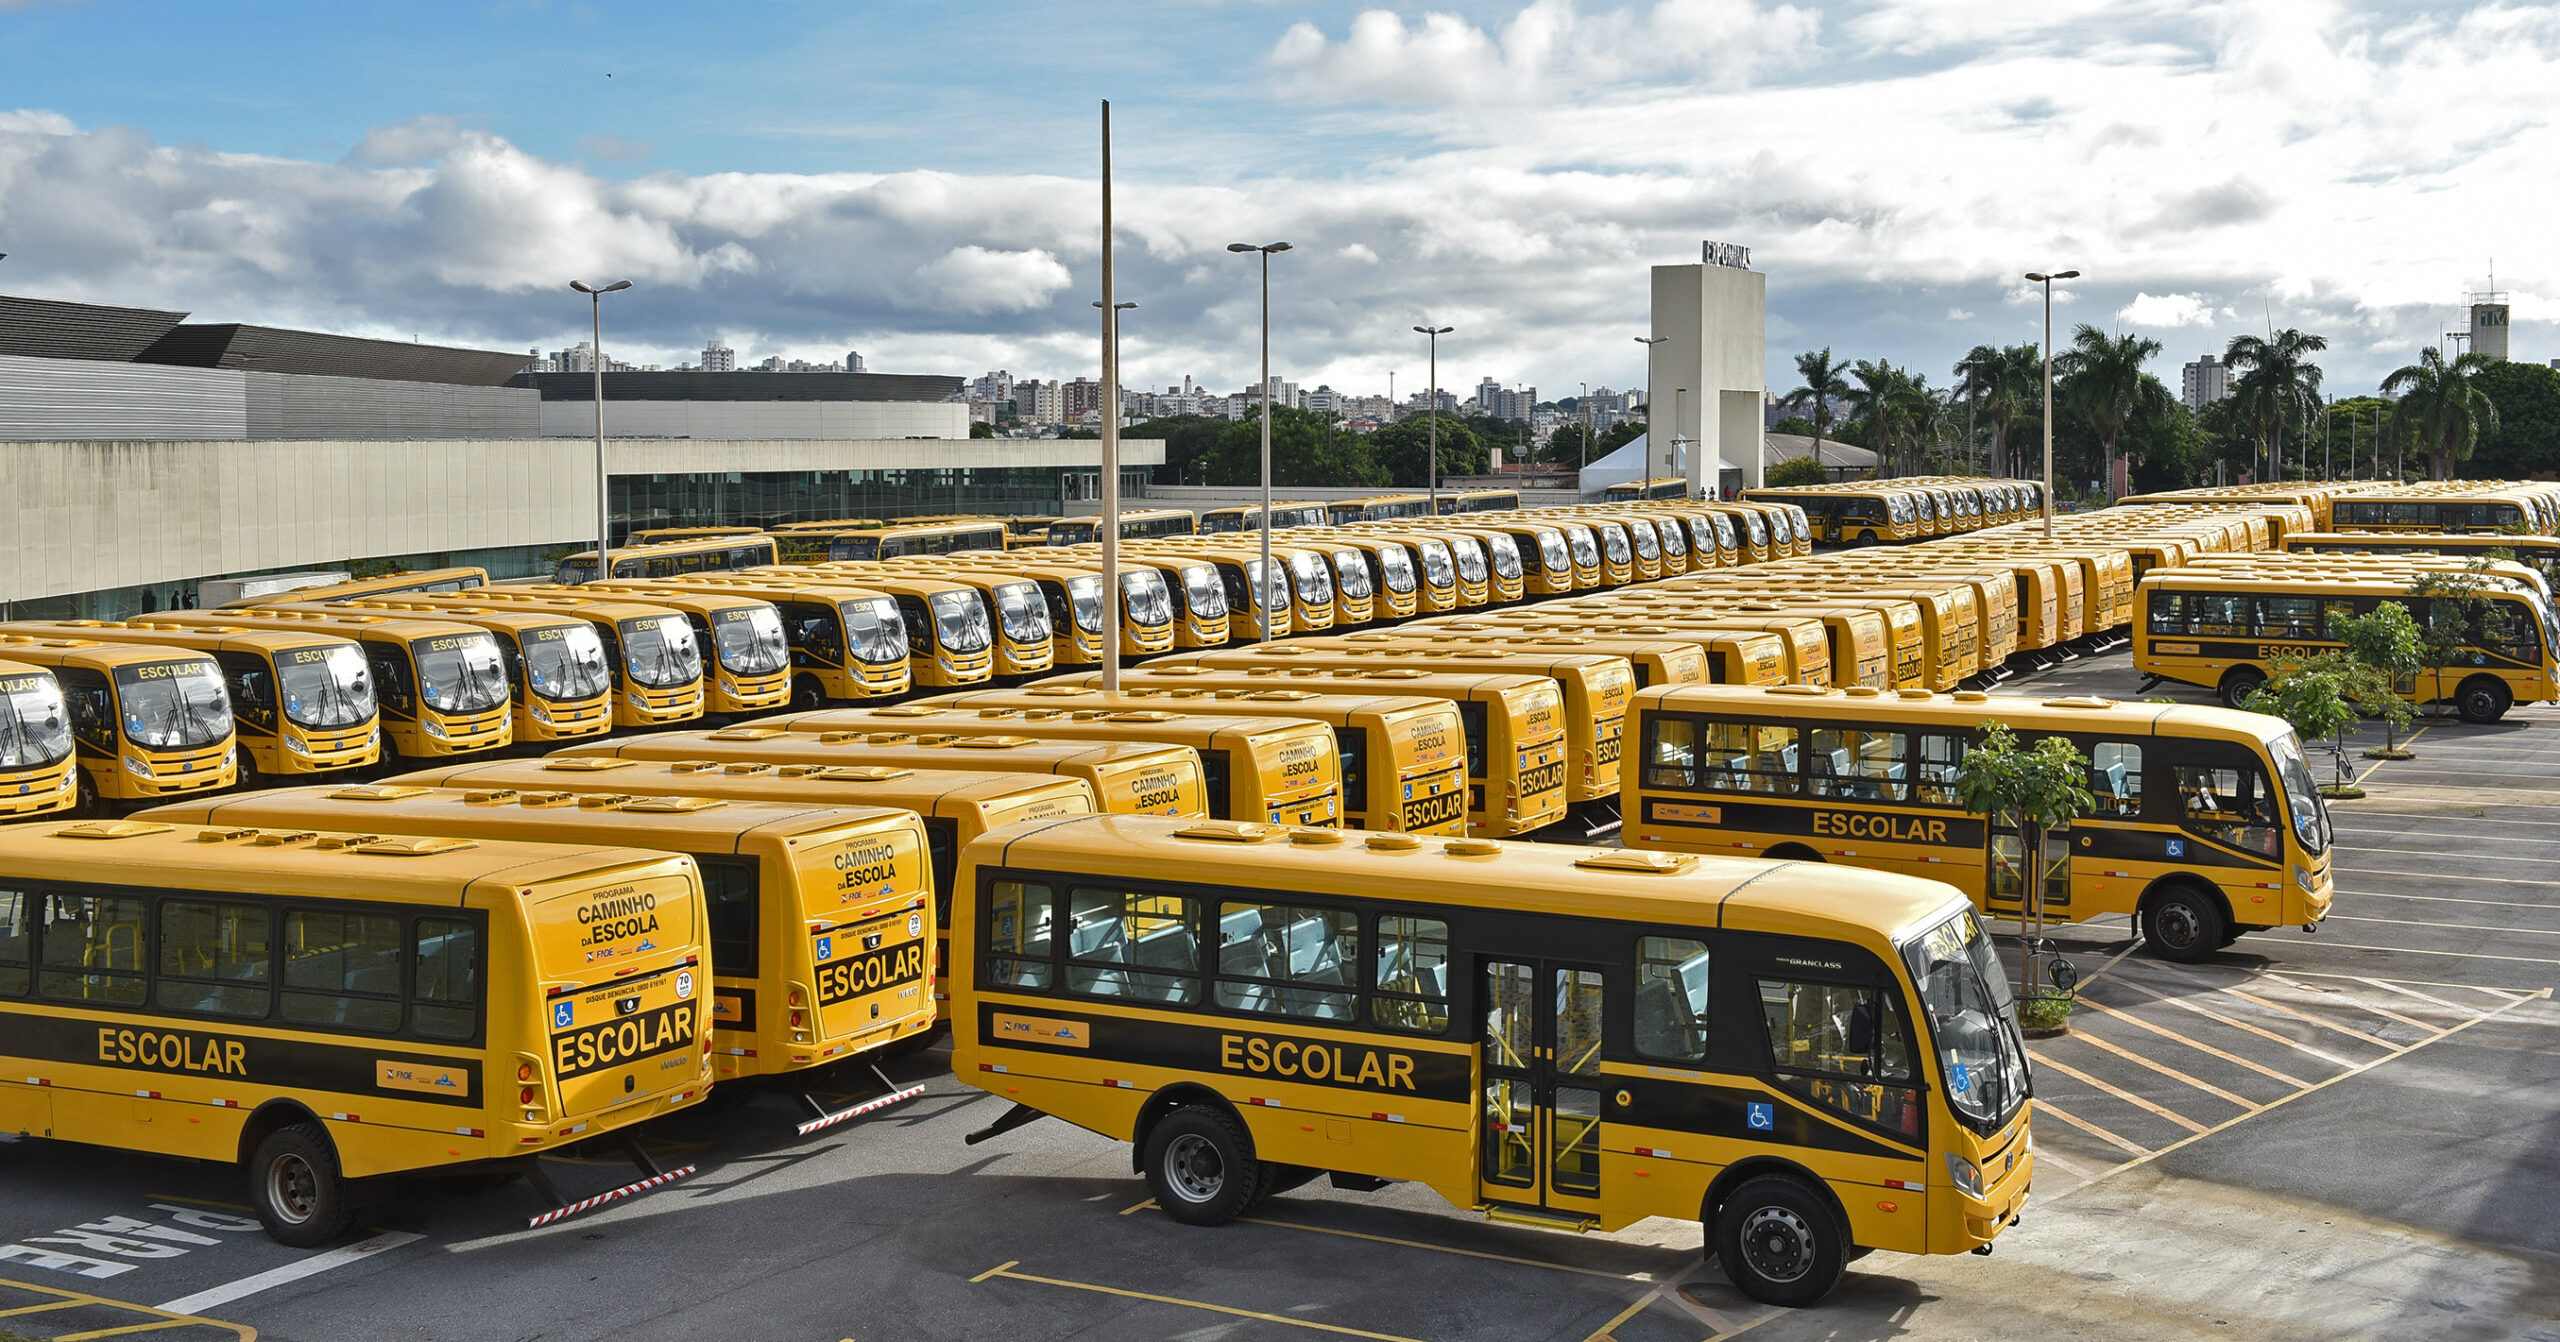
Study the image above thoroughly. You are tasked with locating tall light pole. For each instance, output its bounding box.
[1091,300,1137,429]
[1634,336,1667,496]
[1228,241,1292,641]
[1578,380,1590,475]
[1414,325,1453,515]
[2024,269,2077,536]
[569,279,633,579]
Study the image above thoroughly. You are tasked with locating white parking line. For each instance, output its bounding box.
[154,1230,423,1315]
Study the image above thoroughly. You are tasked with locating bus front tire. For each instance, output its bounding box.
[790,676,826,711]
[2456,677,2512,724]
[2142,885,2226,964]
[248,1122,356,1248]
[1714,1174,1848,1308]
[1142,1106,1262,1226]
[2217,666,2266,711]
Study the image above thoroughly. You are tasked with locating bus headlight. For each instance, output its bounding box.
[629,692,648,709]
[1945,1151,1986,1198]
[529,702,551,724]
[284,735,310,755]
[2293,864,2315,892]
[421,719,448,740]
[121,755,153,778]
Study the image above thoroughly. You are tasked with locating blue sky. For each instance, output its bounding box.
[1,0,2550,399]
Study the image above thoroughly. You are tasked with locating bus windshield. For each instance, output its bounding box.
[2264,731,2331,855]
[931,589,994,653]
[525,623,611,702]
[1124,571,1173,627]
[276,644,378,729]
[1565,529,1600,569]
[0,673,72,767]
[620,616,704,689]
[1179,566,1228,619]
[1484,535,1523,581]
[1414,541,1453,589]
[1064,577,1104,635]
[846,597,910,664]
[114,660,235,749]
[1900,910,2029,1135]
[1535,532,1570,574]
[994,582,1052,644]
[412,633,510,714]
[1330,552,1373,600]
[832,536,883,562]
[714,605,790,675]
[1286,552,1335,602]
[1376,545,1416,593]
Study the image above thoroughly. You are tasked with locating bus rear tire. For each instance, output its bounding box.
[1143,1105,1261,1226]
[2217,666,2266,711]
[790,675,826,711]
[1714,1174,1847,1308]
[2457,677,2511,724]
[248,1122,356,1248]
[2142,885,2226,964]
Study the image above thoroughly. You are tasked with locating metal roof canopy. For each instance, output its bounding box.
[510,370,964,403]
[0,294,190,363]
[137,323,529,386]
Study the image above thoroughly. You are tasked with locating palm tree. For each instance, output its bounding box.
[1955,343,2040,478]
[2224,329,2327,483]
[2382,347,2501,480]
[2056,324,2165,501]
[1783,349,1854,477]
[1845,360,1913,476]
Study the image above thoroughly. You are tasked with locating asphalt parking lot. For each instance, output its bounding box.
[3,649,2556,1342]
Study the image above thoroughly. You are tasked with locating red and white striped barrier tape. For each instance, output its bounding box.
[794,1083,927,1137]
[527,1164,697,1229]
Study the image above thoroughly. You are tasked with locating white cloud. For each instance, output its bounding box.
[2118,292,2221,327]
[906,246,1074,314]
[1268,0,1819,104]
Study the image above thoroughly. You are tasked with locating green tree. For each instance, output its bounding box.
[1764,455,1829,487]
[2411,562,2502,716]
[1593,417,1647,457]
[2242,661,2366,794]
[1769,416,1818,438]
[1953,343,2039,478]
[969,420,996,439]
[1128,415,1237,486]
[2383,346,2501,480]
[1953,723,2094,999]
[1546,422,1597,470]
[1845,360,1917,476]
[2330,602,2422,756]
[1367,413,1483,490]
[2225,329,2328,483]
[2468,360,2560,477]
[1783,349,1854,477]
[2055,324,2166,500]
[2124,394,2204,493]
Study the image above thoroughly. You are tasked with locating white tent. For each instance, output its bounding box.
[1576,433,1734,497]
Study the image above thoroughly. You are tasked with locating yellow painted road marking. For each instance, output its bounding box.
[1118,1197,1157,1216]
[2076,988,2554,1191]
[2249,938,2560,965]
[2353,725,2430,784]
[0,1299,83,1320]
[2105,979,2362,1069]
[2027,1098,2149,1156]
[973,1261,1433,1341]
[1578,1279,1677,1342]
[2353,977,2479,1013]
[2060,1030,2262,1111]
[2211,985,2401,1048]
[2031,1055,2209,1133]
[2071,996,2309,1088]
[0,1276,252,1342]
[1130,1203,1658,1283]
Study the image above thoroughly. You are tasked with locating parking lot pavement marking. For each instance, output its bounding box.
[2249,938,2560,965]
[2351,977,2502,1012]
[2029,1056,2210,1134]
[2105,979,2362,1068]
[2330,911,2560,940]
[2022,1143,2098,1181]
[1225,1213,1654,1282]
[1117,1197,1156,1216]
[2345,889,2559,910]
[2059,1031,2262,1111]
[151,1231,422,1316]
[970,1261,1434,1341]
[2336,844,2559,865]
[1577,1277,1686,1342]
[0,1276,251,1342]
[2330,865,2560,887]
[2026,1099,2149,1157]
[2073,987,2554,1191]
[2069,997,2310,1087]
[2193,985,2403,1048]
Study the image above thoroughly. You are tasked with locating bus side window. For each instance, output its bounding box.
[985,878,1054,990]
[367,647,414,715]
[493,638,526,704]
[1643,715,1697,788]
[893,597,933,654]
[0,887,26,997]
[2086,742,2143,820]
[2146,592,2186,636]
[215,651,275,730]
[59,668,114,752]
[2173,757,2280,857]
[1215,900,1356,1019]
[1707,721,1798,796]
[37,892,146,1005]
[411,917,480,1041]
[782,603,841,666]
[1809,727,1903,802]
[1065,886,1197,1004]
[700,858,760,978]
[2256,597,2319,641]
[1633,936,1710,1061]
[155,899,271,1018]
[1457,701,1489,780]
[1370,913,1449,1034]
[1338,727,1368,804]
[281,910,403,1032]
[1199,750,1232,820]
[1756,974,1919,1137]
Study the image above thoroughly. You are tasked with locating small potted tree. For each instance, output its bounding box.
[2241,661,2369,799]
[2332,602,2421,759]
[1954,722,2093,1037]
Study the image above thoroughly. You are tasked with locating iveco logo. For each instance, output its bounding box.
[616,996,641,1017]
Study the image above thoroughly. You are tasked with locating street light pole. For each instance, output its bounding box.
[2024,269,2077,537]
[1414,325,1453,515]
[568,279,633,579]
[1635,336,1667,497]
[1229,241,1292,641]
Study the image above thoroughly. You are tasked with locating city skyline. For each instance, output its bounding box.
[0,1,2545,395]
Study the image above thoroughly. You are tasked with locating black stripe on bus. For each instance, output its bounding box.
[976,1000,1474,1105]
[1615,1075,1924,1162]
[10,1009,482,1107]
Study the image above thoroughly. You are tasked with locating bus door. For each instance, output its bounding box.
[1478,958,1607,1221]
[1983,814,2069,925]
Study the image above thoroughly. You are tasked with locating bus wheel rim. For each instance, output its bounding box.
[1164,1133,1225,1202]
[2156,902,2201,950]
[1740,1206,1815,1283]
[267,1154,319,1224]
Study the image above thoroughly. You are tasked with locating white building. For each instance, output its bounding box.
[2180,354,2232,413]
[701,342,736,372]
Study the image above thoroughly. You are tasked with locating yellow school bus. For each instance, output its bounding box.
[149,784,937,1135]
[1348,529,1466,612]
[309,601,615,745]
[582,727,1211,821]
[1199,501,1331,534]
[216,567,490,607]
[1,621,379,784]
[1477,522,1578,596]
[1109,664,1567,838]
[783,702,1341,829]
[160,611,509,767]
[1110,556,1232,649]
[768,570,996,689]
[1043,509,1198,545]
[0,817,710,1243]
[494,585,792,716]
[773,519,1009,564]
[382,596,703,731]
[1327,493,1437,524]
[1625,684,2336,961]
[1348,628,1709,691]
[0,637,239,811]
[1430,527,1527,605]
[1435,487,1521,514]
[554,535,780,584]
[856,569,1058,676]
[951,815,2031,1305]
[1130,546,1292,642]
[1478,612,1824,689]
[603,577,910,707]
[0,659,79,821]
[964,683,1471,837]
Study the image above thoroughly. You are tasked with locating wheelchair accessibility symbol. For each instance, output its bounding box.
[553,1001,574,1030]
[1747,1101,1774,1131]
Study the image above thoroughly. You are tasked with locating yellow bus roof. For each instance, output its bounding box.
[151,783,915,855]
[13,814,688,903]
[384,755,1101,816]
[1637,683,2284,741]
